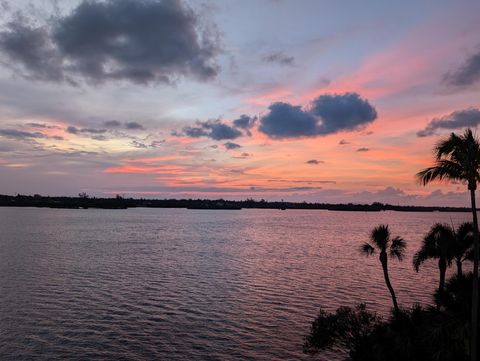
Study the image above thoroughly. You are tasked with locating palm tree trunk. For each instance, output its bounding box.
[438,257,447,310]
[457,258,463,277]
[470,188,479,361]
[380,252,399,312]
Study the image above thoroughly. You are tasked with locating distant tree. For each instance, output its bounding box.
[78,192,89,199]
[360,225,406,312]
[417,129,480,361]
[413,223,455,308]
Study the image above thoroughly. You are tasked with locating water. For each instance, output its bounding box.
[0,207,473,360]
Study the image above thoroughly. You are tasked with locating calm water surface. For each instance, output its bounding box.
[0,208,473,360]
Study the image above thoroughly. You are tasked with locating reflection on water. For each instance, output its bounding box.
[0,208,472,360]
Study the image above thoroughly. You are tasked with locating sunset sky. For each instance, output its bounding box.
[0,0,480,205]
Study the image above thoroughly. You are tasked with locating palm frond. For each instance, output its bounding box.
[413,223,456,271]
[432,223,456,260]
[416,160,464,186]
[419,129,480,188]
[465,247,475,261]
[456,222,474,240]
[360,243,375,256]
[370,225,389,250]
[389,236,407,260]
[434,132,463,159]
[413,248,428,272]
[455,222,474,258]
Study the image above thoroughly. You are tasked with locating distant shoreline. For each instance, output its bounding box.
[0,194,474,213]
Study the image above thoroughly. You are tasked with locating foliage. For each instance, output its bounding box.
[303,304,381,355]
[304,273,479,360]
[413,223,455,272]
[416,129,480,189]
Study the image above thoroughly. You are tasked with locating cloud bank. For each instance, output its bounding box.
[0,0,221,85]
[258,93,377,139]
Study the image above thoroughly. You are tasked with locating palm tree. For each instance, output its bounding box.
[413,223,455,309]
[417,128,480,361]
[360,225,406,312]
[453,222,474,276]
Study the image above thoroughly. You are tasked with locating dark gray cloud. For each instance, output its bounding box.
[233,115,257,136]
[0,128,47,139]
[258,93,376,139]
[65,126,79,134]
[310,93,377,134]
[224,141,241,150]
[1,1,10,12]
[339,139,349,145]
[0,21,65,82]
[0,128,63,141]
[81,128,107,134]
[130,139,164,149]
[104,120,122,127]
[444,50,480,87]
[131,140,147,148]
[233,115,256,129]
[26,122,60,129]
[306,159,323,165]
[262,51,294,66]
[417,108,480,137]
[104,120,145,130]
[356,147,369,152]
[0,0,221,85]
[66,126,107,135]
[258,102,318,138]
[125,121,144,130]
[150,140,165,147]
[90,134,107,141]
[181,119,242,140]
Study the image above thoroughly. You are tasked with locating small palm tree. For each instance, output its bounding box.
[413,223,455,309]
[417,129,480,361]
[361,225,406,312]
[453,222,474,276]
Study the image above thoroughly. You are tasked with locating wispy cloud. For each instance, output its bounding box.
[417,108,480,137]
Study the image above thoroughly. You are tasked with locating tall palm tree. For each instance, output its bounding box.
[453,222,474,276]
[413,223,455,309]
[360,225,406,312]
[417,128,480,361]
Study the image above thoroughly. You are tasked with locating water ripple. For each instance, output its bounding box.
[0,208,472,360]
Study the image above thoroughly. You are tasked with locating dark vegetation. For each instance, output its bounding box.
[0,194,474,212]
[304,129,480,360]
[305,222,476,361]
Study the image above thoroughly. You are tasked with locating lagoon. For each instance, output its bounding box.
[0,208,472,360]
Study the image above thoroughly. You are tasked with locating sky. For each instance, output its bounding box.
[0,0,480,206]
